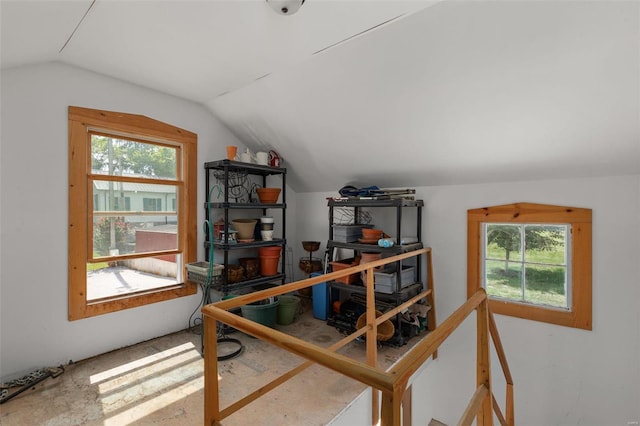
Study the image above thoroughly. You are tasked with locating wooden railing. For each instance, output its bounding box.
[201,247,513,425]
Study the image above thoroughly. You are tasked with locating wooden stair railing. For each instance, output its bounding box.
[201,248,513,426]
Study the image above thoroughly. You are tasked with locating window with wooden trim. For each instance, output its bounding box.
[467,203,592,330]
[68,106,197,320]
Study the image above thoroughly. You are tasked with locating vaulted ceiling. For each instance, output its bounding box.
[2,0,638,192]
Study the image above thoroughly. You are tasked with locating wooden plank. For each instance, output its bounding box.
[506,383,515,426]
[457,384,489,426]
[366,263,379,425]
[425,250,438,359]
[467,203,592,223]
[466,217,482,300]
[492,392,507,426]
[380,383,405,426]
[570,222,592,330]
[476,299,492,426]
[402,385,412,426]
[203,316,220,426]
[69,106,197,143]
[68,118,89,321]
[488,308,513,385]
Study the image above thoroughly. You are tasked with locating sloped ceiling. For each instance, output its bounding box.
[2,1,638,192]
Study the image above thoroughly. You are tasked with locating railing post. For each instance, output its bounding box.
[381,382,406,426]
[506,383,514,426]
[203,316,220,426]
[402,384,412,426]
[366,264,379,425]
[477,296,493,425]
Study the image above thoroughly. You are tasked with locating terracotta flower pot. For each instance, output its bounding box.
[362,228,384,240]
[256,188,281,204]
[259,246,282,276]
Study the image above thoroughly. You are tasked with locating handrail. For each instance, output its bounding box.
[202,248,514,425]
[388,290,486,383]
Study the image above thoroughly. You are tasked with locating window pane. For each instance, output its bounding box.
[92,180,177,213]
[485,259,523,301]
[91,134,177,180]
[486,224,522,261]
[86,254,182,301]
[524,225,567,265]
[525,264,568,308]
[92,215,178,258]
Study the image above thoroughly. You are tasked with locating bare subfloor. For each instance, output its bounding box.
[0,300,425,425]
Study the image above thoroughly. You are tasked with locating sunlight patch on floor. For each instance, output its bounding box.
[102,376,203,426]
[90,342,197,384]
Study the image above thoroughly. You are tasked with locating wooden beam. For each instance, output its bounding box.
[403,385,412,426]
[488,309,513,385]
[458,384,489,426]
[492,392,507,426]
[476,298,492,426]
[366,264,380,425]
[203,316,220,426]
[506,383,515,426]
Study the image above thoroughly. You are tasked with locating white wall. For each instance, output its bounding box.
[0,62,270,379]
[299,175,640,426]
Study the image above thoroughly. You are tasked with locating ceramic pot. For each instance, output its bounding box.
[232,219,258,240]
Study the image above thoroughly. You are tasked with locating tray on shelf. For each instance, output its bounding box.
[186,261,224,276]
[332,224,374,243]
[374,265,415,294]
[187,270,225,288]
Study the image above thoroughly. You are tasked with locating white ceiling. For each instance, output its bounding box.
[2,0,639,192]
[1,0,433,102]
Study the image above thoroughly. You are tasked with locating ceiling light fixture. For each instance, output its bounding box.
[266,0,305,16]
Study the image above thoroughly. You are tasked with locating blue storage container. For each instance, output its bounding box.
[310,272,331,320]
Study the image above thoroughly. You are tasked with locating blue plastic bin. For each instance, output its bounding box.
[310,272,331,320]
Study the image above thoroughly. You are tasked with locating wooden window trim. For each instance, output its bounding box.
[467,202,592,330]
[68,106,198,320]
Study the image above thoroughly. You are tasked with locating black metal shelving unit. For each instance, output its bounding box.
[326,198,430,346]
[203,159,287,294]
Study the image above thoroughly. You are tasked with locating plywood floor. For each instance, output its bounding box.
[0,300,425,425]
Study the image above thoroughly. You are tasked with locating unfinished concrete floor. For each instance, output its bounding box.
[0,301,426,425]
